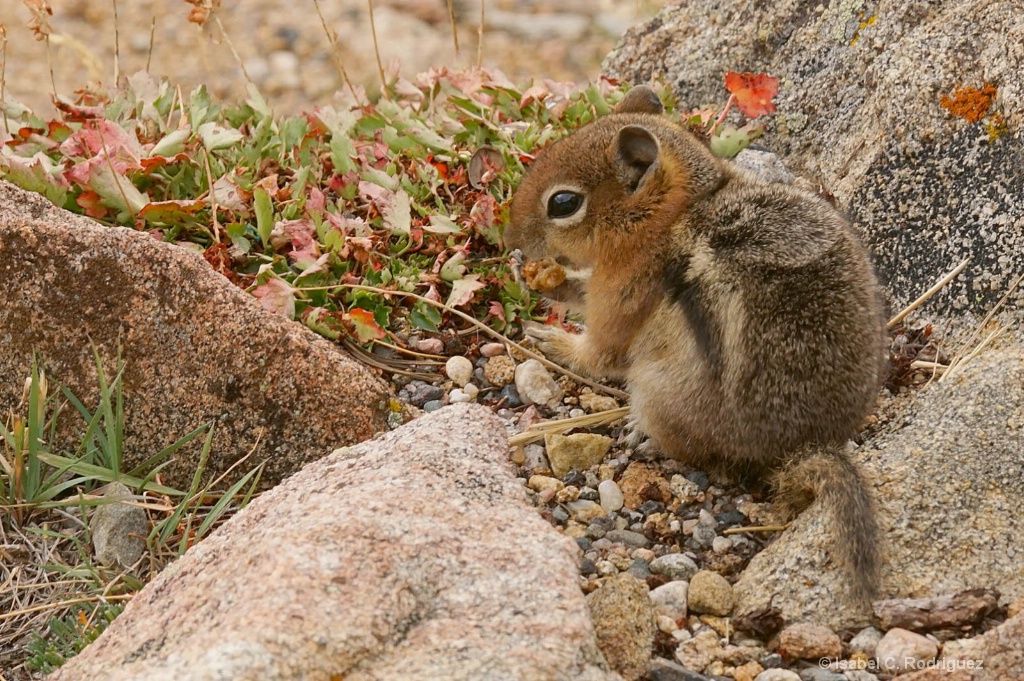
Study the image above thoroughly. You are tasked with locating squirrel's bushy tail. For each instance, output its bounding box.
[772,446,880,603]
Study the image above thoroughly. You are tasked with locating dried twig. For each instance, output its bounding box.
[722,523,791,536]
[940,270,1022,382]
[508,407,630,446]
[887,257,970,330]
[366,0,387,91]
[476,0,484,68]
[146,15,156,73]
[312,0,362,103]
[111,0,121,85]
[445,0,460,58]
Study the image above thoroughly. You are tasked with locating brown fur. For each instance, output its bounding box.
[504,86,887,603]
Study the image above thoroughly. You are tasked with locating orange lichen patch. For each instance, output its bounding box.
[940,83,998,123]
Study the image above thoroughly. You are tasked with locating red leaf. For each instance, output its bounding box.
[346,307,386,342]
[724,72,779,118]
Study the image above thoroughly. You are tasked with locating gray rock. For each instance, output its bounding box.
[586,572,656,681]
[687,570,735,617]
[754,670,801,681]
[647,657,713,681]
[605,1,1024,316]
[499,384,522,407]
[515,359,564,408]
[605,529,650,549]
[798,670,845,681]
[650,553,699,582]
[48,405,617,681]
[90,482,149,568]
[649,580,689,622]
[849,626,883,658]
[407,382,445,408]
[0,182,388,490]
[422,399,444,412]
[875,627,937,675]
[734,347,1024,629]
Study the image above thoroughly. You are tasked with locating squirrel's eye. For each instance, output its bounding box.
[547,191,583,219]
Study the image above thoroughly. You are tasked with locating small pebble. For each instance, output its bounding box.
[462,382,479,398]
[569,408,586,418]
[848,626,883,657]
[579,486,599,501]
[650,553,699,581]
[759,653,783,669]
[413,337,444,354]
[484,354,516,386]
[579,557,597,576]
[422,399,444,412]
[576,537,592,552]
[686,470,710,490]
[598,479,625,512]
[798,668,846,681]
[579,391,620,413]
[498,384,522,407]
[514,359,563,408]
[776,623,842,660]
[656,614,678,633]
[448,388,472,403]
[545,433,613,479]
[711,536,733,554]
[527,475,563,494]
[605,529,650,549]
[687,570,735,616]
[692,524,717,549]
[555,485,580,503]
[754,670,801,681]
[567,500,606,522]
[445,355,474,387]
[734,661,764,681]
[586,515,614,539]
[551,506,570,524]
[649,580,689,621]
[479,342,506,357]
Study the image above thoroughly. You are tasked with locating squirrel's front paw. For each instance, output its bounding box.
[524,322,579,365]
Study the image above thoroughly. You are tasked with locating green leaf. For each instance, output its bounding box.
[254,187,274,248]
[409,301,442,331]
[197,122,244,151]
[149,128,192,158]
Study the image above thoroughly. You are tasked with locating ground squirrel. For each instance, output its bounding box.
[504,86,888,602]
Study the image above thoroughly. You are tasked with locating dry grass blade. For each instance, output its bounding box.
[722,523,791,536]
[887,257,970,330]
[341,338,440,381]
[445,0,460,57]
[476,0,484,68]
[940,270,1022,382]
[210,13,256,91]
[508,406,630,446]
[312,0,362,103]
[366,0,386,91]
[145,15,156,73]
[111,0,120,85]
[0,24,8,134]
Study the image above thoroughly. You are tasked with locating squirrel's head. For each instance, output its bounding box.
[504,85,718,269]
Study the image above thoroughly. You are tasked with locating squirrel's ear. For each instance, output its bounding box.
[614,86,664,115]
[613,125,660,192]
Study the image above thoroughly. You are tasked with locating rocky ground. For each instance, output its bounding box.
[386,323,1014,681]
[3,0,659,117]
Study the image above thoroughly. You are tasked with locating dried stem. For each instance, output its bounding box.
[0,25,9,134]
[445,0,460,58]
[111,0,121,85]
[146,16,156,73]
[211,13,256,92]
[508,407,631,447]
[476,0,484,68]
[312,0,363,103]
[887,257,970,330]
[366,0,387,91]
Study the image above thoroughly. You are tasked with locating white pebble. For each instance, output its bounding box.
[445,355,474,387]
[711,536,733,554]
[449,388,472,403]
[598,479,624,513]
[569,408,586,418]
[514,359,564,408]
[462,382,480,398]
